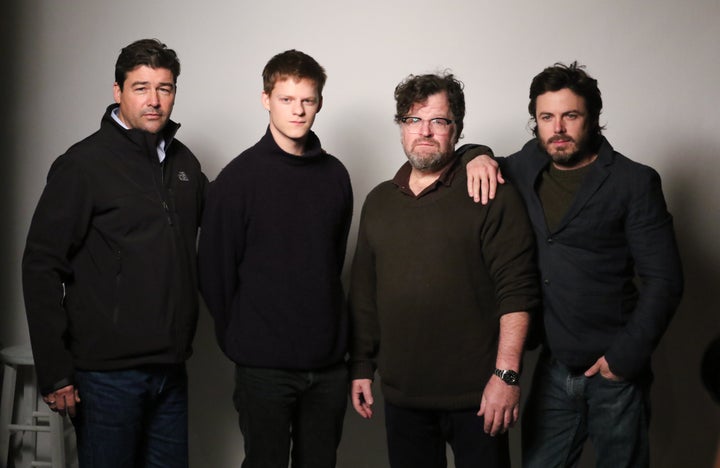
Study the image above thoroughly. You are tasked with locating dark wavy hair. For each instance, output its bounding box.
[394,73,465,140]
[262,50,326,96]
[528,62,604,147]
[114,39,180,90]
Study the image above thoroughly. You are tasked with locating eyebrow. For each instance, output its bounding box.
[130,81,175,88]
[539,110,583,116]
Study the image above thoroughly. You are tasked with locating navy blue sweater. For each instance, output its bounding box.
[199,128,353,370]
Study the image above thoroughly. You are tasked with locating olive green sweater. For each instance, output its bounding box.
[349,157,540,409]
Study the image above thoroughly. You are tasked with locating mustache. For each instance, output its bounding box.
[412,137,439,146]
[548,135,574,143]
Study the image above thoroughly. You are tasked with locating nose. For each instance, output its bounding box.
[554,118,565,134]
[147,90,160,108]
[292,100,305,116]
[419,120,433,136]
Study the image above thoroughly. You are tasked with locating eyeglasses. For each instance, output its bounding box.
[399,116,455,135]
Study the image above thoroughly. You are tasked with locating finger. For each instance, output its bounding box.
[352,401,368,418]
[66,398,77,418]
[467,175,475,199]
[584,362,599,377]
[351,393,365,415]
[54,393,67,416]
[488,176,497,202]
[477,396,486,417]
[497,170,506,184]
[491,410,505,436]
[498,410,509,435]
[363,403,373,419]
[363,388,374,407]
[56,393,66,410]
[473,177,482,203]
[483,408,494,434]
[505,408,513,429]
[353,403,367,418]
[481,178,489,205]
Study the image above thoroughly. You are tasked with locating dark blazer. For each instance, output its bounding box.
[497,137,683,380]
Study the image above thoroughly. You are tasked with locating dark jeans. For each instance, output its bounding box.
[72,364,188,468]
[384,401,511,468]
[233,363,348,468]
[522,352,650,468]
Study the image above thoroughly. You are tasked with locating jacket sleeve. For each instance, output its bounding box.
[197,177,244,353]
[22,154,93,394]
[605,168,684,379]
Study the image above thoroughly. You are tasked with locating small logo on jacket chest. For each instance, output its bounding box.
[177,171,190,182]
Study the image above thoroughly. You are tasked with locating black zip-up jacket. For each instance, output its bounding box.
[22,104,208,394]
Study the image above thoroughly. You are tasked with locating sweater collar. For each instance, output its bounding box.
[392,154,460,198]
[259,126,326,161]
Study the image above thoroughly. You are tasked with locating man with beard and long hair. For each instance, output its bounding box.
[348,73,540,468]
[464,62,684,468]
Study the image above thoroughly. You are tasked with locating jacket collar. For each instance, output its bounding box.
[102,104,181,154]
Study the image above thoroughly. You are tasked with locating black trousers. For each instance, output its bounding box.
[233,363,348,468]
[384,401,511,468]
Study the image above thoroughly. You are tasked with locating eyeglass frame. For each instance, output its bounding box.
[398,116,456,135]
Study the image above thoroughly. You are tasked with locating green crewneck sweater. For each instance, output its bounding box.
[349,157,540,410]
[538,162,594,232]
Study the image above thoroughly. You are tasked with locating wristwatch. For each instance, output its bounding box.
[494,368,520,386]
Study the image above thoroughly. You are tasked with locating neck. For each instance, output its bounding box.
[269,125,306,156]
[552,153,598,171]
[408,166,446,195]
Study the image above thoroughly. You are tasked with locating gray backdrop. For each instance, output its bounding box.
[2,0,718,466]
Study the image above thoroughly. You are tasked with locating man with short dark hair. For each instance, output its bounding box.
[465,62,684,467]
[198,49,352,468]
[349,72,540,468]
[22,38,207,467]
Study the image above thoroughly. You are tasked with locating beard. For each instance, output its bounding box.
[540,133,594,168]
[404,138,455,172]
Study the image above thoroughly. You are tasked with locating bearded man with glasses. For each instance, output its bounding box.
[348,73,540,468]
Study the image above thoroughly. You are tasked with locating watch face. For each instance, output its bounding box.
[496,368,520,385]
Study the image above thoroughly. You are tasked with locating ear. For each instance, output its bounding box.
[316,95,323,113]
[113,82,122,104]
[261,91,271,111]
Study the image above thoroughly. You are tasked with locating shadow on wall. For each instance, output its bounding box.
[188,303,242,466]
[0,0,21,349]
[650,145,720,468]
